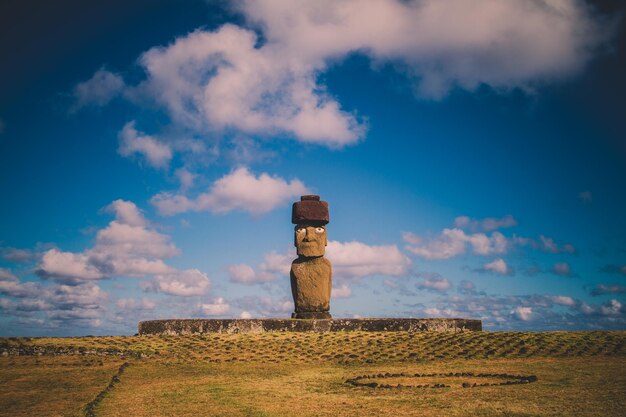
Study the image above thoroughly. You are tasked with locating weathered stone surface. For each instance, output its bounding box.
[292,195,329,224]
[292,311,332,319]
[291,256,331,313]
[294,225,327,257]
[138,318,483,335]
[290,195,333,318]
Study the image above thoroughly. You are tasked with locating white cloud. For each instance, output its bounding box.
[326,240,411,279]
[1,247,35,263]
[72,68,125,110]
[106,199,147,227]
[259,251,293,276]
[132,23,364,147]
[240,310,252,319]
[175,168,196,191]
[116,298,156,311]
[199,297,230,316]
[418,274,451,292]
[35,200,210,296]
[454,215,517,232]
[552,262,573,277]
[458,280,477,295]
[228,263,275,285]
[403,229,466,260]
[0,268,41,298]
[590,284,626,296]
[38,249,104,282]
[239,0,606,99]
[513,306,533,321]
[331,283,352,298]
[234,295,293,317]
[149,269,210,296]
[481,258,513,276]
[228,250,294,285]
[423,307,441,316]
[49,283,108,310]
[151,167,309,216]
[551,295,576,306]
[100,0,606,154]
[600,299,623,316]
[0,268,17,281]
[514,235,576,253]
[118,121,173,169]
[403,228,508,260]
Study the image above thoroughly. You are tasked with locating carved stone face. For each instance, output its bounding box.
[294,224,327,257]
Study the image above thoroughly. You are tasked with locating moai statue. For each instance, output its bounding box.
[290,195,332,319]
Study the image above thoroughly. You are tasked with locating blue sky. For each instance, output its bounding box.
[1,0,625,336]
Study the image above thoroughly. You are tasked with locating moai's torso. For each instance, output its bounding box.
[290,256,332,313]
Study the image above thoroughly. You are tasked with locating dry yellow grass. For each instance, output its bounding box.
[0,356,125,417]
[1,331,625,416]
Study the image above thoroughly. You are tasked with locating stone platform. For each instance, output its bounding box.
[138,318,482,335]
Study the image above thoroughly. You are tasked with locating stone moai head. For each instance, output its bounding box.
[292,195,329,258]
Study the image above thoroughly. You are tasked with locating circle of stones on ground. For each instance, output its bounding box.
[345,372,538,389]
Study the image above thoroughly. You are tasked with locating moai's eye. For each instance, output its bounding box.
[315,227,325,234]
[296,228,306,234]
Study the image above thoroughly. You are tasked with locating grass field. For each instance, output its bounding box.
[1,331,625,416]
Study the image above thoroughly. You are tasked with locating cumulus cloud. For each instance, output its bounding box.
[454,215,517,232]
[551,262,574,277]
[413,291,625,330]
[590,284,626,296]
[38,200,179,283]
[0,268,110,329]
[479,258,514,276]
[240,0,608,99]
[151,167,309,216]
[514,235,576,254]
[118,121,173,169]
[131,23,364,147]
[0,268,41,298]
[71,68,125,110]
[600,299,624,316]
[228,250,294,285]
[326,240,411,279]
[550,295,576,306]
[332,283,352,299]
[37,250,104,282]
[234,295,293,317]
[0,268,17,281]
[145,269,210,297]
[175,168,196,191]
[85,0,607,157]
[199,297,230,316]
[405,218,578,261]
[417,273,451,293]
[513,306,533,321]
[116,298,157,311]
[228,263,275,285]
[35,200,210,297]
[1,247,35,263]
[458,280,477,295]
[403,228,508,260]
